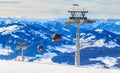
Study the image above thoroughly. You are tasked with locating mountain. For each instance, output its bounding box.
[0,17,120,69]
[81,19,120,34]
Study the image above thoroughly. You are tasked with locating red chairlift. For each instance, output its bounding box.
[37,45,43,52]
[52,33,62,42]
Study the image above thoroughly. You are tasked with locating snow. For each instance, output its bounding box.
[86,63,104,68]
[93,39,104,47]
[16,52,57,63]
[34,30,40,35]
[80,33,85,36]
[0,44,14,55]
[55,45,75,53]
[111,31,120,35]
[0,25,19,35]
[62,36,71,41]
[80,38,119,49]
[0,60,120,73]
[117,57,120,59]
[4,19,12,24]
[11,33,19,38]
[62,28,70,32]
[115,21,120,25]
[40,33,48,39]
[80,37,104,49]
[86,35,95,41]
[90,56,118,67]
[87,33,92,36]
[105,41,119,48]
[95,29,103,33]
[41,52,57,59]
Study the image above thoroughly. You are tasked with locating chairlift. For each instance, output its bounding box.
[37,45,43,52]
[52,33,62,42]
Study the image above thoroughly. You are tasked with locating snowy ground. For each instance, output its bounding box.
[0,60,120,73]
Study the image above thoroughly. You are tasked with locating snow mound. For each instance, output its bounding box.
[0,60,120,73]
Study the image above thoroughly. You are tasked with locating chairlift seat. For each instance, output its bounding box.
[37,45,43,52]
[52,33,61,42]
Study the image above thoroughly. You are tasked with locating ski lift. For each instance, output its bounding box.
[52,33,62,42]
[52,21,62,42]
[37,45,43,52]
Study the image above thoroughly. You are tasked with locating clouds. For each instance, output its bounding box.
[0,0,20,4]
[0,1,19,4]
[0,0,119,19]
[80,0,120,18]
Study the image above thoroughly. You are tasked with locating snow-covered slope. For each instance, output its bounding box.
[0,18,120,69]
[81,19,120,34]
[0,60,120,73]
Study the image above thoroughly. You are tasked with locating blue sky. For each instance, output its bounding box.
[0,0,119,19]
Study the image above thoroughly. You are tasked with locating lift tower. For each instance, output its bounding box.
[65,6,95,66]
[69,10,88,66]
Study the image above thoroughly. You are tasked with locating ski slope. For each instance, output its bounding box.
[0,60,120,73]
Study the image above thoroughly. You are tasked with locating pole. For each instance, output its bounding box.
[6,41,10,60]
[21,48,24,61]
[7,43,9,60]
[75,19,80,66]
[16,42,28,61]
[66,9,91,66]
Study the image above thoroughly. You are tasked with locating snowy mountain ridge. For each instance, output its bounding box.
[0,18,120,69]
